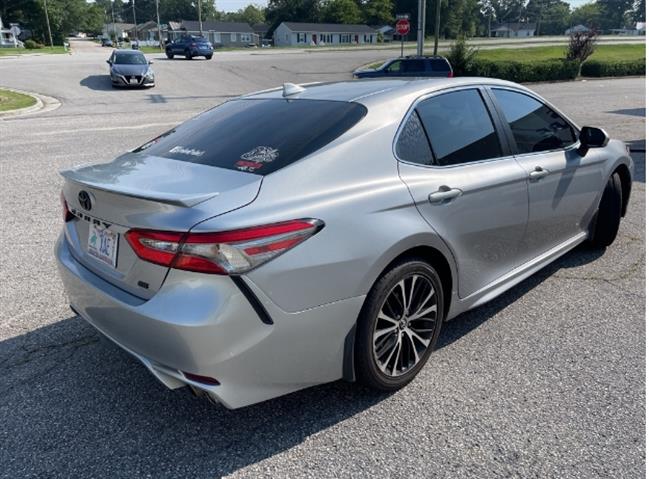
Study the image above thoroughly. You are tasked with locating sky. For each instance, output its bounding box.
[218,0,595,13]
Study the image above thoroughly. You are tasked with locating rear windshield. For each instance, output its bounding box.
[134,98,367,175]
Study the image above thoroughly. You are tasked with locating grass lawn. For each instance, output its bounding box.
[0,89,37,112]
[0,46,67,56]
[476,43,645,62]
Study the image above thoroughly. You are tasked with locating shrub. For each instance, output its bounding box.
[465,59,580,83]
[24,39,44,49]
[447,35,479,76]
[566,30,597,64]
[581,58,646,77]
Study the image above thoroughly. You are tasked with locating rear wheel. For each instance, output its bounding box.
[589,172,623,248]
[185,49,192,60]
[355,258,444,390]
[166,51,173,59]
[205,54,213,60]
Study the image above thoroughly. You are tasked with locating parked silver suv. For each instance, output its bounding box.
[56,78,632,408]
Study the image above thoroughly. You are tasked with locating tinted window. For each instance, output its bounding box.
[114,52,146,64]
[429,59,450,72]
[396,112,433,165]
[403,60,426,73]
[416,89,502,166]
[492,89,576,154]
[134,99,367,175]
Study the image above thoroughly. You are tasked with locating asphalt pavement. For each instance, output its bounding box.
[0,40,645,478]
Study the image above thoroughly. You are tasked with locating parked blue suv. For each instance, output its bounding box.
[166,35,214,60]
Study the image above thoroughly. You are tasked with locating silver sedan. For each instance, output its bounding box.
[56,78,633,408]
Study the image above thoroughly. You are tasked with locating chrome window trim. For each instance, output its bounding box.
[392,84,509,169]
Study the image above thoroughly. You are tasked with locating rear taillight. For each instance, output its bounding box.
[125,219,323,275]
[61,192,74,222]
[447,71,454,78]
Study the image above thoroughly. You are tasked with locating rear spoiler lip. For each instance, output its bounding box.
[60,169,219,207]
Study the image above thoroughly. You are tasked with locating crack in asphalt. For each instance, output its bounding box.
[0,335,99,371]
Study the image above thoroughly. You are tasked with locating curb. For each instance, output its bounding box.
[0,87,61,118]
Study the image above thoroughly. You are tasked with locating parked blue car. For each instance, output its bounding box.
[354,56,453,78]
[165,35,214,60]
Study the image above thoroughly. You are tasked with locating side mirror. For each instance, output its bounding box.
[148,60,153,64]
[578,126,609,156]
[106,60,111,65]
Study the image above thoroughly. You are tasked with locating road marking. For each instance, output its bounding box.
[33,122,178,135]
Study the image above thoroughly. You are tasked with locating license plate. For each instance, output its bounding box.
[130,78,139,85]
[88,224,118,268]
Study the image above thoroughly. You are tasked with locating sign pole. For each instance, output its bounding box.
[400,35,404,57]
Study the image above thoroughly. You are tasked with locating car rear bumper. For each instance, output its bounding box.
[55,233,363,408]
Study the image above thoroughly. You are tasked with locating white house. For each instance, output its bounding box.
[0,16,22,48]
[490,22,536,38]
[102,23,135,40]
[273,22,377,47]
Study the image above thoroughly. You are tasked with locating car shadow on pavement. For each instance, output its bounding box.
[0,314,391,478]
[438,243,605,350]
[80,74,114,91]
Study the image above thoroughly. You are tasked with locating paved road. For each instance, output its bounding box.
[0,42,645,478]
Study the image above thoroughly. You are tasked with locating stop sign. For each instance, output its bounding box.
[396,19,410,36]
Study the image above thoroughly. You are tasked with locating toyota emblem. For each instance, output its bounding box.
[78,190,93,211]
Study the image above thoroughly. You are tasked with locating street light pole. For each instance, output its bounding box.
[42,0,54,47]
[433,0,441,55]
[155,0,163,50]
[110,0,116,41]
[197,0,203,36]
[131,0,137,43]
[416,0,425,56]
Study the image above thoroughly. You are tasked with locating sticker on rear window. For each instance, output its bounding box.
[235,146,278,172]
[169,145,205,157]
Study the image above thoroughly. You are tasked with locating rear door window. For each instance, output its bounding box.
[492,88,576,154]
[415,89,503,166]
[395,112,434,165]
[429,58,450,72]
[134,99,367,175]
[403,60,426,74]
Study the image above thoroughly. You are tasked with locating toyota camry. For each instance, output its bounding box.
[56,78,633,408]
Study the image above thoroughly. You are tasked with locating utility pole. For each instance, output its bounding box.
[42,0,54,47]
[197,0,203,36]
[433,0,441,55]
[131,0,137,43]
[110,0,116,41]
[155,0,163,50]
[416,0,425,56]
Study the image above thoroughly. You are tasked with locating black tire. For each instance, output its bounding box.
[355,258,445,391]
[166,51,173,59]
[205,54,213,60]
[589,172,623,248]
[185,49,192,60]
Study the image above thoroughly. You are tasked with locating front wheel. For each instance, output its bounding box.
[205,54,213,60]
[355,258,444,391]
[166,51,173,59]
[589,172,623,248]
[185,49,192,60]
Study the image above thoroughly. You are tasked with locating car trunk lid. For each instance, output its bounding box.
[60,153,262,299]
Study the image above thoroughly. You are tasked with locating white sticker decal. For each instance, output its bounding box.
[235,146,279,172]
[169,145,205,157]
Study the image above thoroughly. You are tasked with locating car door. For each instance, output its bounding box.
[487,87,603,259]
[397,87,530,298]
[401,59,426,77]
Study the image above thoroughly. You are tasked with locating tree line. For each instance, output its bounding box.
[1,0,644,45]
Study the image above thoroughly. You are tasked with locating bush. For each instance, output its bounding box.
[447,35,479,76]
[24,39,44,49]
[581,58,646,77]
[465,59,580,83]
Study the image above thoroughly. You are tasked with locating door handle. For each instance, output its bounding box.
[428,187,462,204]
[529,166,550,180]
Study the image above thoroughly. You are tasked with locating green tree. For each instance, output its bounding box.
[526,0,570,35]
[570,2,602,29]
[265,0,320,29]
[321,0,363,24]
[359,0,393,25]
[595,0,634,30]
[224,4,265,24]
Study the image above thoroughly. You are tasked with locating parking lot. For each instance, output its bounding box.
[0,41,645,478]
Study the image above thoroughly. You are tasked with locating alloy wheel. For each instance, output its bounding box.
[372,274,438,377]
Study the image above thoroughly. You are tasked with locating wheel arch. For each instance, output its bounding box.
[343,243,456,382]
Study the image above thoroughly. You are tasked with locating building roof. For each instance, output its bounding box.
[491,22,536,32]
[280,22,376,34]
[129,21,158,32]
[252,23,269,32]
[178,20,253,33]
[104,23,135,30]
